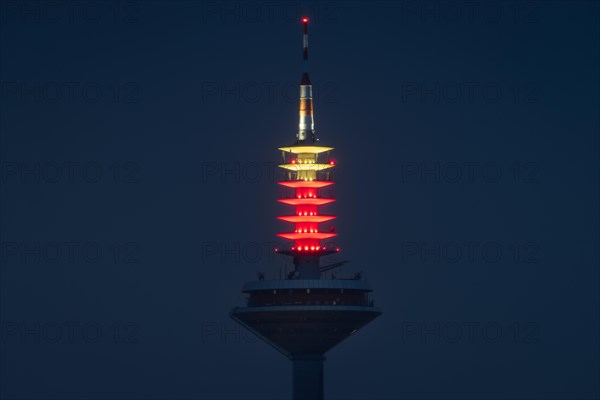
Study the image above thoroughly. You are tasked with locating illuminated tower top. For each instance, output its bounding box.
[277,18,339,279]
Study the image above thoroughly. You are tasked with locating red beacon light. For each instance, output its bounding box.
[302,18,309,23]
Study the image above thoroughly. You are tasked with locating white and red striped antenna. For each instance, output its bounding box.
[298,17,316,144]
[302,18,309,71]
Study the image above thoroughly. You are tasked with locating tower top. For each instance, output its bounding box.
[297,18,316,144]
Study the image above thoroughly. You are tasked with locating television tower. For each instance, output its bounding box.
[231,18,381,400]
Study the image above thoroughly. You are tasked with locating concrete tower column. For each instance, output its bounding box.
[292,354,325,400]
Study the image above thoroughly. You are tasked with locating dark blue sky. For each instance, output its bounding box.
[1,1,598,399]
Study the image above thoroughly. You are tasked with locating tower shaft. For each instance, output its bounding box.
[293,355,324,400]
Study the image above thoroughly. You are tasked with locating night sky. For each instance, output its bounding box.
[1,1,599,399]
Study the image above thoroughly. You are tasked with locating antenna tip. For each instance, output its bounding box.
[302,18,309,23]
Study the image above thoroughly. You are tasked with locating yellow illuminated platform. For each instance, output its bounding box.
[278,145,333,154]
[279,163,334,171]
